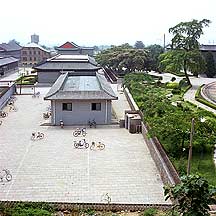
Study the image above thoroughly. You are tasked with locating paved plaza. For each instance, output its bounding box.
[0,88,169,204]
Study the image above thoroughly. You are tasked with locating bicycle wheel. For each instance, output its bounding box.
[73,131,78,137]
[2,112,7,118]
[31,135,35,141]
[99,143,105,150]
[13,107,18,112]
[82,131,87,137]
[39,133,44,139]
[74,142,79,148]
[0,120,2,125]
[85,143,89,149]
[6,174,12,181]
[90,144,94,150]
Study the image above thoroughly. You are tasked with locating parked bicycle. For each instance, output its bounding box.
[31,132,44,141]
[88,119,96,128]
[74,139,89,149]
[0,110,8,118]
[9,105,18,112]
[73,127,87,137]
[101,193,111,204]
[90,141,105,150]
[43,112,51,120]
[0,169,12,182]
[0,120,2,126]
[32,92,40,98]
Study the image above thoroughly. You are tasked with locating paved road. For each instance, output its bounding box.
[149,71,216,114]
[0,88,169,204]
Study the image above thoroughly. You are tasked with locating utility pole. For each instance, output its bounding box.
[187,118,195,175]
[163,33,166,50]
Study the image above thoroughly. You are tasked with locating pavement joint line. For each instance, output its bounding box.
[6,140,32,199]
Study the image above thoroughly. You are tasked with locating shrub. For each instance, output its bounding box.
[166,82,179,89]
[172,88,181,94]
[143,208,158,216]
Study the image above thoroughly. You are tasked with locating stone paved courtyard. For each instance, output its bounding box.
[0,89,170,204]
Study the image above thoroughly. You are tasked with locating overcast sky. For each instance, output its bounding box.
[1,0,215,47]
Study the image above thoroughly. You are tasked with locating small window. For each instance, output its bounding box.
[62,103,72,111]
[91,103,101,111]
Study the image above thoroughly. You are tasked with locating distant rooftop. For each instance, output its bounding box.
[200,44,216,52]
[56,41,94,50]
[23,42,50,53]
[34,54,99,71]
[0,57,19,67]
[0,41,22,51]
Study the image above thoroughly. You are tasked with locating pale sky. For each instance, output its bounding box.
[1,0,215,47]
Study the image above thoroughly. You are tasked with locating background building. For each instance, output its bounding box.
[34,54,100,83]
[56,41,94,56]
[31,34,39,44]
[0,41,22,60]
[21,43,50,66]
[0,57,19,76]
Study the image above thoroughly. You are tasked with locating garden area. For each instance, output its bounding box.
[16,75,37,85]
[123,73,216,186]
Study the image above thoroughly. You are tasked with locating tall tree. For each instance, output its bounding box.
[159,19,210,85]
[96,44,148,73]
[134,41,145,49]
[205,52,216,78]
[146,44,164,71]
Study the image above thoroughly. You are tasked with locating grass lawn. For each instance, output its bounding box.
[16,75,37,85]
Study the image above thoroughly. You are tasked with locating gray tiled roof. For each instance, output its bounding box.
[200,45,216,51]
[0,57,19,67]
[0,41,22,51]
[34,62,100,70]
[44,72,117,100]
[34,54,100,71]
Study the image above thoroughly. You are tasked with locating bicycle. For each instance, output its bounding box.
[31,132,44,141]
[73,127,87,137]
[90,141,105,150]
[101,193,111,204]
[74,139,89,149]
[0,169,12,182]
[32,92,40,98]
[0,120,2,126]
[9,105,18,112]
[88,119,96,128]
[43,112,51,120]
[0,111,8,118]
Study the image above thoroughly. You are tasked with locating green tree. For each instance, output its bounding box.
[96,44,148,73]
[134,41,145,49]
[159,19,210,85]
[205,52,216,78]
[164,174,216,216]
[146,44,164,71]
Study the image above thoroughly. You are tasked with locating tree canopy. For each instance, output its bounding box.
[159,19,211,85]
[95,44,148,73]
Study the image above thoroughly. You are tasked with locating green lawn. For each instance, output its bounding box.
[16,75,37,85]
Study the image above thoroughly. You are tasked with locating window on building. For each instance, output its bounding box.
[62,103,72,111]
[29,57,32,61]
[34,51,36,55]
[34,57,37,61]
[29,51,32,55]
[91,103,101,111]
[22,57,27,61]
[22,51,27,55]
[38,51,40,55]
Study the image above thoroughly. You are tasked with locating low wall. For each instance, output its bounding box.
[124,87,180,185]
[142,123,180,185]
[0,84,15,109]
[124,88,139,111]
